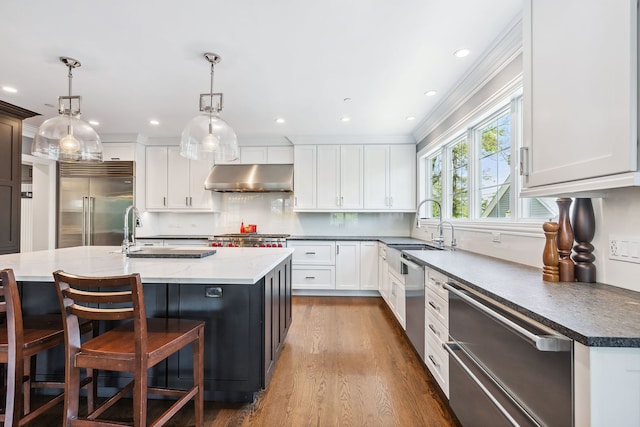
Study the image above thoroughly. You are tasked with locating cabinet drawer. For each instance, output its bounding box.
[288,241,335,265]
[425,288,448,328]
[425,331,449,397]
[425,308,448,345]
[292,267,335,289]
[426,268,449,302]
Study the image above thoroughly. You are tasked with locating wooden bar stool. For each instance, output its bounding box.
[0,268,95,426]
[53,270,204,427]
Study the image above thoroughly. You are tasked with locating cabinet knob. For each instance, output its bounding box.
[205,287,223,298]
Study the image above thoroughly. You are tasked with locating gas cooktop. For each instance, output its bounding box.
[211,233,290,238]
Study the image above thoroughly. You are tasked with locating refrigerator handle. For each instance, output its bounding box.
[87,197,94,246]
[81,197,87,246]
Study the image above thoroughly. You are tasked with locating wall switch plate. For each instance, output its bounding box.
[609,235,640,263]
[492,232,501,243]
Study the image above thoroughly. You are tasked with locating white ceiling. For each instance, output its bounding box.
[0,1,522,143]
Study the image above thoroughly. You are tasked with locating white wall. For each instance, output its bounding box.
[138,192,413,238]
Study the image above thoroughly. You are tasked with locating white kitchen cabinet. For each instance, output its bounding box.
[378,244,390,303]
[521,0,639,195]
[267,146,294,164]
[335,241,361,290]
[316,145,363,210]
[102,143,136,161]
[360,241,379,290]
[240,146,267,164]
[289,240,336,290]
[424,267,450,397]
[389,271,406,329]
[363,145,416,211]
[293,146,316,210]
[145,146,217,211]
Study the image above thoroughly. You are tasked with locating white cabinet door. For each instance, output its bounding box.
[360,241,379,290]
[188,154,214,209]
[102,143,136,161]
[316,145,341,209]
[335,241,360,290]
[293,146,316,210]
[267,146,294,164]
[523,0,638,189]
[240,146,268,164]
[363,145,389,209]
[167,147,191,209]
[388,145,416,210]
[378,245,390,302]
[145,146,168,209]
[339,145,363,209]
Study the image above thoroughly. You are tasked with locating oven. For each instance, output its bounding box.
[444,281,573,427]
[209,233,289,248]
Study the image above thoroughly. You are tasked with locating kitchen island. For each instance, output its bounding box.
[0,245,294,402]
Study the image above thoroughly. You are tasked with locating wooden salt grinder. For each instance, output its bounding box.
[556,198,575,282]
[543,221,560,282]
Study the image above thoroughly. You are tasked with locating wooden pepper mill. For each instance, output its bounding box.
[556,198,575,282]
[572,198,597,283]
[542,221,560,282]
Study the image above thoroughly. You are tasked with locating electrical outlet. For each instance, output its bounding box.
[492,232,501,243]
[609,235,640,264]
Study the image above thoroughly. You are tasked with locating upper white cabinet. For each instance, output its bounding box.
[102,143,136,161]
[521,0,639,195]
[317,145,364,210]
[363,145,415,211]
[217,146,294,165]
[145,146,217,211]
[293,146,316,209]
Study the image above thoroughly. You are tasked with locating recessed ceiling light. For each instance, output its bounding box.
[454,48,471,58]
[343,98,351,102]
[275,118,285,124]
[340,116,351,122]
[424,90,437,97]
[44,103,56,108]
[406,116,416,121]
[88,120,100,126]
[150,120,160,126]
[2,86,17,93]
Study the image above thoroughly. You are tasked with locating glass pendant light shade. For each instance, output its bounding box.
[180,52,239,163]
[32,114,103,162]
[31,56,102,162]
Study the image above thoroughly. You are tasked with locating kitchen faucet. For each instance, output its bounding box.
[438,221,456,251]
[122,205,142,253]
[415,198,445,247]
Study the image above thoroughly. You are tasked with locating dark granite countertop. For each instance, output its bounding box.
[287,235,432,245]
[403,249,640,348]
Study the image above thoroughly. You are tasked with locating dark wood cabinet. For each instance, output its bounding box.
[167,256,293,402]
[0,101,38,255]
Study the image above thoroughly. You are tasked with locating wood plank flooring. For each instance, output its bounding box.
[26,296,458,427]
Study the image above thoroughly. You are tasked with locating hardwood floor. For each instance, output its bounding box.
[26,296,458,426]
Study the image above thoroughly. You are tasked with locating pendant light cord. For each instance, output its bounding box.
[208,60,215,133]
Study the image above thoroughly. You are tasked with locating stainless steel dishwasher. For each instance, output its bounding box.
[401,253,425,359]
[444,281,573,427]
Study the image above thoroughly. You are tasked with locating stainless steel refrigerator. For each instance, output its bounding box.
[57,161,134,248]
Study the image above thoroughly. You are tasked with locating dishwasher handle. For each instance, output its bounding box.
[444,282,571,352]
[444,342,527,427]
[400,255,422,271]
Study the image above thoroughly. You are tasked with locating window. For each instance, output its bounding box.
[448,137,469,219]
[419,92,558,223]
[427,152,442,218]
[478,111,511,218]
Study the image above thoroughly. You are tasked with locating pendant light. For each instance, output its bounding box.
[32,57,103,162]
[180,52,238,162]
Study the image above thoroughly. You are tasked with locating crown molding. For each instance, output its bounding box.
[412,14,523,144]
[287,135,415,145]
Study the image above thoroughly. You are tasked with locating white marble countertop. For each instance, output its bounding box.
[0,246,294,285]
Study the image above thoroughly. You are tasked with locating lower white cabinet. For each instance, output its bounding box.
[378,244,390,303]
[424,267,450,397]
[389,271,406,329]
[290,240,378,290]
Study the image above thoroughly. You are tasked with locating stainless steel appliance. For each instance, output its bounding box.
[205,164,294,192]
[444,280,573,427]
[209,233,289,248]
[401,253,425,359]
[57,161,135,248]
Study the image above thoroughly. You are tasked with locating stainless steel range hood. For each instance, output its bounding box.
[204,164,294,192]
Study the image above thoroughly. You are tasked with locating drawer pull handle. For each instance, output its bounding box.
[305,252,316,255]
[428,301,440,312]
[428,323,440,337]
[205,287,223,298]
[428,354,440,369]
[305,276,316,279]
